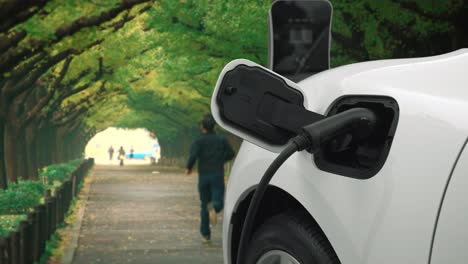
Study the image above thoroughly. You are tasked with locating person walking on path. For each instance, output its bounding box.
[118,146,126,166]
[130,146,134,159]
[186,114,235,243]
[108,146,114,160]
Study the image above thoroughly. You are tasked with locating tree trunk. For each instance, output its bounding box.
[63,132,71,162]
[0,121,7,189]
[69,129,81,160]
[35,125,46,169]
[27,139,38,180]
[4,122,19,183]
[41,124,54,166]
[45,125,58,164]
[56,126,65,163]
[76,131,87,159]
[25,122,38,180]
[16,129,27,180]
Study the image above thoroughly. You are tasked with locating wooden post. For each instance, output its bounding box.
[63,181,68,215]
[0,236,9,264]
[61,184,66,221]
[29,211,40,263]
[37,204,47,256]
[44,190,54,239]
[72,173,77,197]
[18,221,30,264]
[68,180,73,206]
[56,186,63,225]
[9,232,19,264]
[50,197,56,235]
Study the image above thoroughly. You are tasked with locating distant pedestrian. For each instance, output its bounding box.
[118,146,126,166]
[186,114,235,243]
[130,147,134,159]
[108,146,114,160]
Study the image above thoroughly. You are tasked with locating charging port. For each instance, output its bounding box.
[314,96,399,179]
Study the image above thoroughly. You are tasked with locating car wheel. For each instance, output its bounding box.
[245,211,340,264]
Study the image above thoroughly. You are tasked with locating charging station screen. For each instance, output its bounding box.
[271,1,331,81]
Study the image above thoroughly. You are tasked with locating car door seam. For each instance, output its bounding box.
[428,137,468,264]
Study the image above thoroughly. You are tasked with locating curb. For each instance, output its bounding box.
[61,172,93,264]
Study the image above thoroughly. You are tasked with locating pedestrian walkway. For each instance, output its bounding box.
[72,165,223,263]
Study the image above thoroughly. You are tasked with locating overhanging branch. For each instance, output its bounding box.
[0,0,153,75]
[19,57,74,127]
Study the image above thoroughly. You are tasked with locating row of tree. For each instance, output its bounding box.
[0,0,466,189]
[0,0,155,188]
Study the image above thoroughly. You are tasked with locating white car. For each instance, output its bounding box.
[212,49,468,264]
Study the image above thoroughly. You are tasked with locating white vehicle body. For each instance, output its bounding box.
[220,49,468,263]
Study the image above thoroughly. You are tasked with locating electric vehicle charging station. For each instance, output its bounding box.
[269,0,332,81]
[211,1,468,264]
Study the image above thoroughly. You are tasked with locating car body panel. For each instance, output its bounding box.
[223,49,468,263]
[430,139,468,263]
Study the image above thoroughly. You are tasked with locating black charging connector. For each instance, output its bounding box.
[236,107,377,264]
[259,94,325,134]
[300,107,377,152]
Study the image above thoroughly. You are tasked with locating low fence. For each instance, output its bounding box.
[0,158,94,264]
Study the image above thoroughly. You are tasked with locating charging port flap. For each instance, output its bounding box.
[314,96,399,179]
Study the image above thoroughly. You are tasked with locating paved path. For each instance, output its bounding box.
[72,165,223,264]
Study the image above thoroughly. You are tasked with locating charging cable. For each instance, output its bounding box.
[236,107,376,264]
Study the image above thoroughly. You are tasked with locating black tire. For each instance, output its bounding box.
[245,211,340,264]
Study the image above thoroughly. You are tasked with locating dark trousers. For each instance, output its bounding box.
[198,172,225,238]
